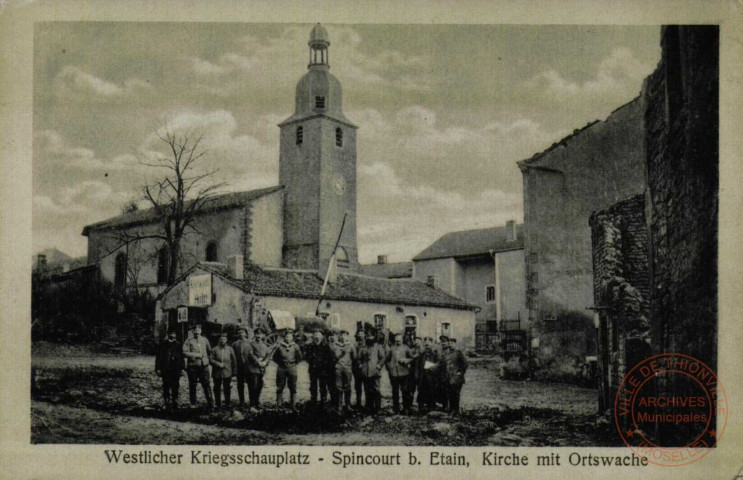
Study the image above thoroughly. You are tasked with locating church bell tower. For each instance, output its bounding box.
[279,23,359,273]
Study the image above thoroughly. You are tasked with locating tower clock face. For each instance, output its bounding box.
[332,175,347,195]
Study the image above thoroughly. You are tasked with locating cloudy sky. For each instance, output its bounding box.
[33,22,660,263]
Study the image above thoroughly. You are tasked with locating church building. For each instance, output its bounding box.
[82,24,478,348]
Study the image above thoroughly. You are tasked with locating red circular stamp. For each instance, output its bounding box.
[614,353,728,467]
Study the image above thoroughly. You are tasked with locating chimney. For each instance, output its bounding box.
[228,255,244,279]
[427,275,439,288]
[37,254,47,270]
[377,255,388,265]
[62,263,70,273]
[506,220,516,242]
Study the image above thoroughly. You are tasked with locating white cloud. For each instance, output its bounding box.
[33,181,134,256]
[54,65,153,100]
[189,25,435,98]
[524,47,653,104]
[350,105,559,194]
[144,110,278,191]
[357,162,523,263]
[35,129,141,172]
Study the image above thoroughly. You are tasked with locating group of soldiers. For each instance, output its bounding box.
[155,323,468,416]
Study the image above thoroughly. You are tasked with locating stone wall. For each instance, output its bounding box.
[519,97,647,368]
[590,194,651,412]
[644,26,718,369]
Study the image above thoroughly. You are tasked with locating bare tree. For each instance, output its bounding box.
[99,129,223,287]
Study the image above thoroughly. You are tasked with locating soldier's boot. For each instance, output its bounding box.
[214,387,221,408]
[289,393,297,413]
[343,391,350,411]
[276,393,283,410]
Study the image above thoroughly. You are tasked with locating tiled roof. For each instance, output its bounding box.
[244,266,476,310]
[358,261,413,279]
[162,263,478,311]
[33,255,88,275]
[413,224,524,261]
[82,186,283,235]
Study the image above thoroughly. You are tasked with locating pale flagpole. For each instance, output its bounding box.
[316,212,348,316]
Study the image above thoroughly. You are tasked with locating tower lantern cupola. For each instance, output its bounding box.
[308,23,330,67]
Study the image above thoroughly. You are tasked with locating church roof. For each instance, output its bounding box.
[413,224,524,261]
[82,186,283,235]
[163,262,478,311]
[359,261,413,279]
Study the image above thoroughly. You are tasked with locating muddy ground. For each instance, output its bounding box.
[31,343,617,445]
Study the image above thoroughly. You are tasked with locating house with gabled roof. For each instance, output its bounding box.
[411,221,527,353]
[156,261,478,349]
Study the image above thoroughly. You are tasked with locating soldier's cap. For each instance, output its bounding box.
[219,332,228,337]
[423,336,433,341]
[450,338,457,342]
[414,336,422,341]
[168,331,177,337]
[339,329,349,335]
[355,331,366,338]
[254,328,266,335]
[439,335,450,342]
[237,327,248,334]
[284,329,295,335]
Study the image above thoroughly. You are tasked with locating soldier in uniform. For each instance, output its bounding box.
[155,330,184,410]
[246,328,270,409]
[304,330,331,404]
[407,336,423,412]
[210,332,237,407]
[440,336,468,414]
[358,331,385,413]
[182,324,214,409]
[273,329,303,411]
[352,330,366,409]
[332,329,356,414]
[386,333,413,414]
[231,327,253,407]
[418,336,440,413]
[325,329,339,407]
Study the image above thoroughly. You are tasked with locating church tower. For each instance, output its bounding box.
[279,23,359,273]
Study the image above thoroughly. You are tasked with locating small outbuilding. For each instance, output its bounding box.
[156,261,479,349]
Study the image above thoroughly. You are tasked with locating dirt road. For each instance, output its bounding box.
[31,349,614,445]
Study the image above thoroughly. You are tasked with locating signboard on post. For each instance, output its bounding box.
[177,306,188,323]
[189,274,212,307]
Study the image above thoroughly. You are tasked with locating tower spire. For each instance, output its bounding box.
[308,23,330,67]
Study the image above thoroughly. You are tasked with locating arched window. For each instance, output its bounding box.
[205,241,218,262]
[157,247,169,284]
[335,246,349,266]
[335,127,343,147]
[296,126,303,145]
[114,252,127,290]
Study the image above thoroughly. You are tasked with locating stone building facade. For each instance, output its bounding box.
[643,26,718,370]
[83,187,284,293]
[590,26,718,417]
[517,98,647,368]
